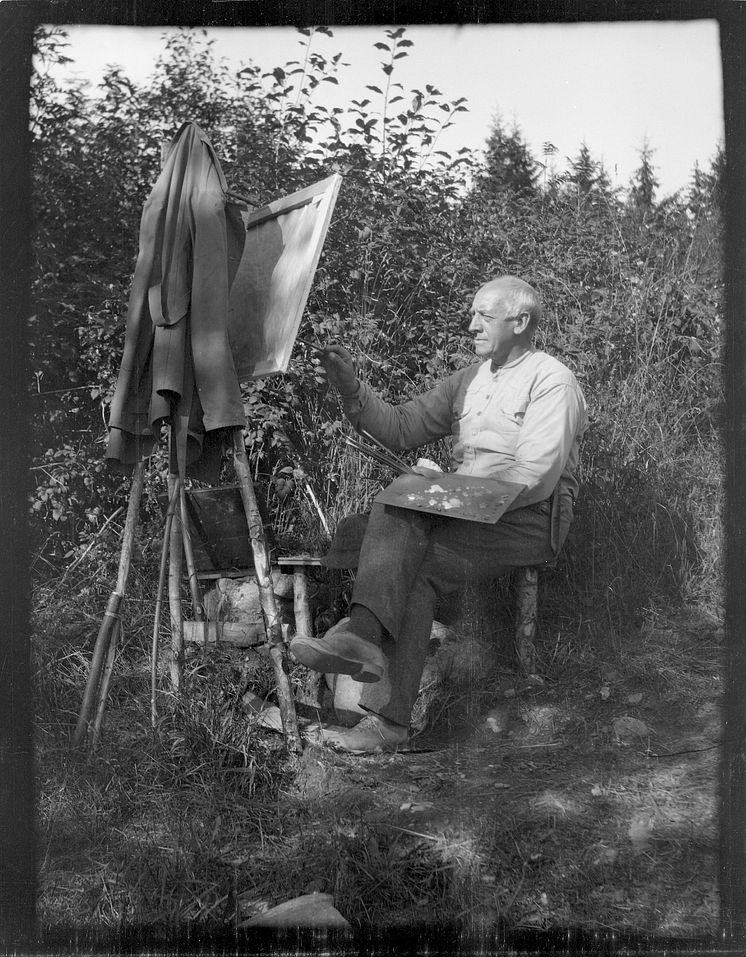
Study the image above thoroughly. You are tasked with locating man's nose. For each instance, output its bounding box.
[468,313,480,332]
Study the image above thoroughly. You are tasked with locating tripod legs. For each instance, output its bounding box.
[72,459,146,749]
[75,433,303,754]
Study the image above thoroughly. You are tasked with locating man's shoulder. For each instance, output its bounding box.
[527,350,582,388]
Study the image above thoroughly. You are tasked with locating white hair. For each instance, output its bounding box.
[484,276,543,332]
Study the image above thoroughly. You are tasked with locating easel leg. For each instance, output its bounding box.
[91,619,120,749]
[167,471,184,691]
[151,479,181,727]
[72,459,146,749]
[180,486,206,651]
[232,428,302,753]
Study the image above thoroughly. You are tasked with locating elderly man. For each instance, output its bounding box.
[291,276,588,752]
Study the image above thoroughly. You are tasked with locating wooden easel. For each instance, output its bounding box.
[72,425,302,753]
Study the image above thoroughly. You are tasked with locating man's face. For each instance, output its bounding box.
[468,283,522,363]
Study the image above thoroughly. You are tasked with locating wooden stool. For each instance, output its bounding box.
[514,566,539,674]
[276,555,324,635]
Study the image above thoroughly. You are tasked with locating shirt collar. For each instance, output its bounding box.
[488,346,536,376]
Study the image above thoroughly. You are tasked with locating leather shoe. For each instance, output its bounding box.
[290,618,385,683]
[320,714,408,754]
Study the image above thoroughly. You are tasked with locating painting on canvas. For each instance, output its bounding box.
[227,173,342,380]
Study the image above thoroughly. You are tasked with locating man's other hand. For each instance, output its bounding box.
[410,465,442,478]
[319,344,358,396]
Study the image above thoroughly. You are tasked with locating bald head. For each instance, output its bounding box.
[477,277,543,336]
[469,276,543,366]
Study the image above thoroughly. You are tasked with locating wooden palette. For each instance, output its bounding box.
[374,475,526,524]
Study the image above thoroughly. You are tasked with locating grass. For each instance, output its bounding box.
[32,539,723,936]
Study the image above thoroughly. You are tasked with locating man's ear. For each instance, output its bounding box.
[514,311,531,336]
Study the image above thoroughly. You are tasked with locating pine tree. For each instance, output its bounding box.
[688,145,724,217]
[562,142,615,215]
[476,115,539,198]
[629,139,659,212]
[566,143,604,195]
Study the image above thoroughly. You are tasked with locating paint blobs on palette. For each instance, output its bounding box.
[405,485,464,511]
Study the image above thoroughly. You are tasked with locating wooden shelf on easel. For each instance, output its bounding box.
[193,556,325,582]
[276,555,325,568]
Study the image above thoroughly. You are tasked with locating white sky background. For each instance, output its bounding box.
[50,21,724,198]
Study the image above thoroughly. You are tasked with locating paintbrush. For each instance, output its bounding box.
[294,336,327,353]
[343,434,413,475]
[295,336,379,369]
[359,428,410,468]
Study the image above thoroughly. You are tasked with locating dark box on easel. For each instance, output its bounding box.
[160,486,269,576]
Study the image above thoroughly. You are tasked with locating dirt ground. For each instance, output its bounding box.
[35,605,723,945]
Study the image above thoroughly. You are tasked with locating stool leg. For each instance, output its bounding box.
[293,565,321,706]
[515,566,538,674]
[293,566,313,637]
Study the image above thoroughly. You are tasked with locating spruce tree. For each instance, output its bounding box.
[629,139,659,212]
[476,115,539,198]
[688,145,724,217]
[566,142,611,197]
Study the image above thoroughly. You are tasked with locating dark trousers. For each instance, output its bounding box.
[351,475,573,726]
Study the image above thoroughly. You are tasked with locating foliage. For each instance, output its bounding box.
[29,25,723,635]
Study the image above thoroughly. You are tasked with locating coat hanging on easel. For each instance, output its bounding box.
[105,121,247,478]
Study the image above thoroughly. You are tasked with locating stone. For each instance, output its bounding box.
[426,632,496,686]
[521,704,561,737]
[201,572,294,630]
[241,892,350,928]
[429,620,456,644]
[484,705,510,734]
[613,715,650,740]
[241,692,285,733]
[325,672,366,727]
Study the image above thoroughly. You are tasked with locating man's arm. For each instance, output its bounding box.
[319,344,454,450]
[496,379,586,509]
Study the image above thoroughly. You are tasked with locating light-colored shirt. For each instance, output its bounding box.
[341,347,588,510]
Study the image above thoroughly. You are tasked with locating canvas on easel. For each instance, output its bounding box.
[227,173,342,380]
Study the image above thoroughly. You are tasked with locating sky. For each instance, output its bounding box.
[47,21,724,198]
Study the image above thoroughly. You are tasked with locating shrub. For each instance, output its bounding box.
[30,25,722,640]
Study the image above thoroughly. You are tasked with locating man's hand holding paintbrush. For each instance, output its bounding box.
[295,335,440,478]
[295,337,359,396]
